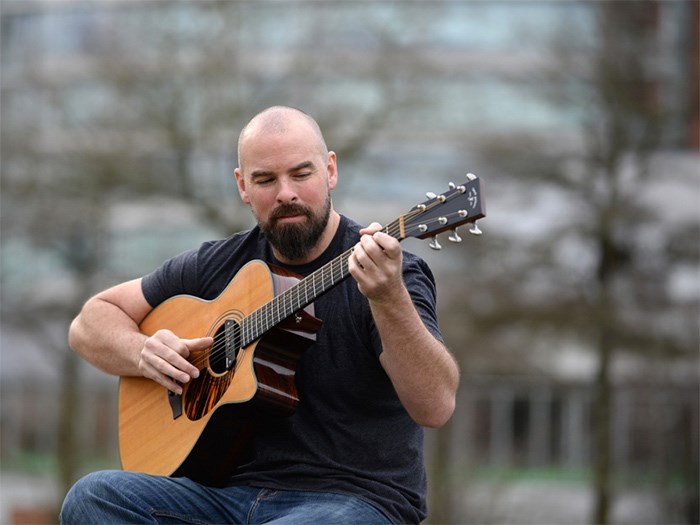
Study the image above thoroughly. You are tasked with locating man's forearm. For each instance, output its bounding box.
[372,286,459,428]
[69,297,147,377]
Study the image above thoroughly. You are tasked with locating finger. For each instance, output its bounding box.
[184,336,214,350]
[359,233,399,270]
[353,240,376,272]
[154,329,191,355]
[348,246,372,296]
[359,222,383,236]
[369,231,401,258]
[154,372,184,395]
[348,242,370,281]
[142,332,200,383]
[138,351,190,394]
[358,235,382,269]
[183,336,213,366]
[140,343,193,384]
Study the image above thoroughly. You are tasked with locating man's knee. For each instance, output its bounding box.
[60,470,128,524]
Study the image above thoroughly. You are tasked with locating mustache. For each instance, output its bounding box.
[270,203,312,222]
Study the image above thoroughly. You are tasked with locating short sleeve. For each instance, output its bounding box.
[402,253,443,343]
[141,248,199,308]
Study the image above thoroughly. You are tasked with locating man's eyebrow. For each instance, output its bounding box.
[249,161,317,181]
[289,160,316,173]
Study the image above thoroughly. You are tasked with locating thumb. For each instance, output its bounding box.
[183,336,214,351]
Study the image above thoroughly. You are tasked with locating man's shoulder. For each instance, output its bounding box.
[338,214,361,234]
[195,225,265,261]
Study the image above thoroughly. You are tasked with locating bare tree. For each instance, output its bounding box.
[1,1,413,512]
[442,2,698,523]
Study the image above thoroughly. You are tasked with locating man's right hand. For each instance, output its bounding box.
[138,329,213,394]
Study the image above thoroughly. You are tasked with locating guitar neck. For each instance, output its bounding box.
[239,174,486,346]
[241,218,403,345]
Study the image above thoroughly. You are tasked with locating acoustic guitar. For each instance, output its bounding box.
[118,174,486,485]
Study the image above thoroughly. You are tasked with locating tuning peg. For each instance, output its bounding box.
[425,192,437,199]
[429,236,442,250]
[469,221,483,236]
[466,172,477,181]
[448,228,462,243]
[449,181,466,193]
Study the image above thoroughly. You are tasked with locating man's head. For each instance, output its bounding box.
[235,106,339,263]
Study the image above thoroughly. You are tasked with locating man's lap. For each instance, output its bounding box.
[60,470,391,525]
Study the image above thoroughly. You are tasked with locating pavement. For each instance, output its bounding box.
[0,473,59,525]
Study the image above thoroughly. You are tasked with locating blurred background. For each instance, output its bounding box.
[1,1,698,524]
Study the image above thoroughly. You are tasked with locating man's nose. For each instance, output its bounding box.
[276,177,298,203]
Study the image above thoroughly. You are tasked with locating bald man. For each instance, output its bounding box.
[61,106,458,525]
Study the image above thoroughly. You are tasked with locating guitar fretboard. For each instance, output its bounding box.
[234,176,483,347]
[239,218,401,346]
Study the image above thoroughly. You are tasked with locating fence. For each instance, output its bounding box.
[447,377,699,476]
[2,375,698,480]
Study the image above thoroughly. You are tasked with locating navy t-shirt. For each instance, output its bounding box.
[141,215,443,524]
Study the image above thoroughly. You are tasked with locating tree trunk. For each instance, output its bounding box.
[592,326,613,524]
[591,230,617,525]
[56,350,81,505]
[427,419,455,524]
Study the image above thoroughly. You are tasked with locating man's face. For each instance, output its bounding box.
[235,121,337,262]
[257,190,332,262]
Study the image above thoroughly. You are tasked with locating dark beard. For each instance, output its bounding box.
[258,195,331,262]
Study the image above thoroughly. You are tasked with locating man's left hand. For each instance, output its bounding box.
[349,222,404,302]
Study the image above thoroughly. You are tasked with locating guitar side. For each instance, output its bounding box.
[118,260,317,485]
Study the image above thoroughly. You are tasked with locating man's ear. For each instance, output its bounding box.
[327,151,338,190]
[234,168,250,204]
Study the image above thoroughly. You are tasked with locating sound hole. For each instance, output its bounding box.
[184,319,239,421]
[210,319,241,374]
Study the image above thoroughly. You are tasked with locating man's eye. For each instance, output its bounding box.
[256,178,274,185]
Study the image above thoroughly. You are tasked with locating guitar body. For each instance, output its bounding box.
[118,260,321,486]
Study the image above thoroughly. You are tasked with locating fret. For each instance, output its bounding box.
[257,308,264,340]
[226,178,483,354]
[239,192,446,344]
[275,292,281,328]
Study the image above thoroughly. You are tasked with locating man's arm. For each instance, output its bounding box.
[348,225,459,428]
[69,278,210,394]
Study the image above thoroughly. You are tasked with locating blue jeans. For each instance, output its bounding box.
[60,470,392,524]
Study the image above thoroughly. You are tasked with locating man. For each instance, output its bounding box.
[61,106,459,524]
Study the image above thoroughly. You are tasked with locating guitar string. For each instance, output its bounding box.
[195,218,401,372]
[229,203,431,343]
[190,209,459,374]
[233,191,468,348]
[189,204,468,374]
[187,192,470,373]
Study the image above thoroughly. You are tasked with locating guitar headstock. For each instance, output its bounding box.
[400,173,486,250]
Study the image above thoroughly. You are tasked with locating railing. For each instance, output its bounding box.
[1,375,698,477]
